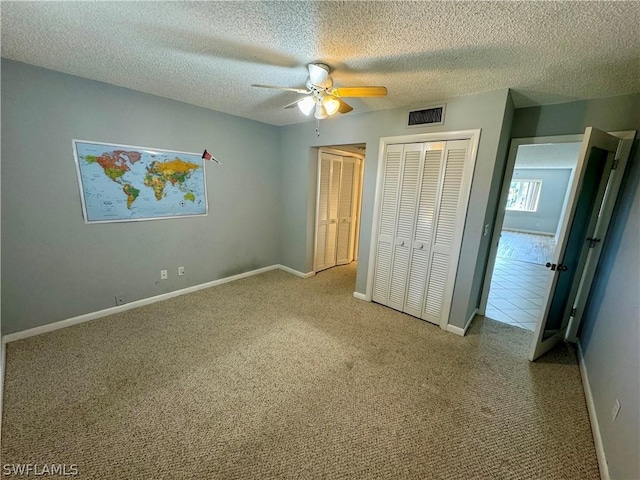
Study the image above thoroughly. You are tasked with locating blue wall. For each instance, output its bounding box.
[1,60,281,334]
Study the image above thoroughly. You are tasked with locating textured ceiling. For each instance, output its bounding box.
[2,1,639,126]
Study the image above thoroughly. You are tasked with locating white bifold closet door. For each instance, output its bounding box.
[315,152,360,272]
[372,139,473,325]
[336,157,357,265]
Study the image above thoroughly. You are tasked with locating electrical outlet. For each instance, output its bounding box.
[611,398,621,422]
[178,266,185,276]
[115,295,125,306]
[161,269,168,280]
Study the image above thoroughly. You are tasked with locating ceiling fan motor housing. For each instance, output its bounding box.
[251,62,386,119]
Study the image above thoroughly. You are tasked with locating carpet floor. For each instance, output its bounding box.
[1,264,599,479]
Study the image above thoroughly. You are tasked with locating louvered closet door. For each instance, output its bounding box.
[325,157,342,268]
[372,143,424,310]
[336,158,356,265]
[372,145,403,304]
[314,154,331,271]
[403,142,445,320]
[315,152,342,271]
[421,139,471,324]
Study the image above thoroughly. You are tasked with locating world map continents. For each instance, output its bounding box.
[74,141,207,223]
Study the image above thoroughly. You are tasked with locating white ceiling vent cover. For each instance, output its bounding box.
[407,105,446,128]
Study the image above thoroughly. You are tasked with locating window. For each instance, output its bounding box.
[506,180,542,212]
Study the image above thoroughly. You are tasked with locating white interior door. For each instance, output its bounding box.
[565,130,636,341]
[372,137,475,326]
[387,144,423,311]
[336,157,356,265]
[315,149,364,273]
[403,142,443,319]
[314,152,341,272]
[421,140,472,326]
[314,153,331,271]
[530,127,620,360]
[352,159,363,262]
[372,144,405,305]
[325,157,342,269]
[372,143,423,310]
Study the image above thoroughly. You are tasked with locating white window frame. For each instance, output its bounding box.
[505,179,543,212]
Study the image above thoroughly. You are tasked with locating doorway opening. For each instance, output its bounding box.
[312,143,365,278]
[485,141,582,330]
[480,129,635,361]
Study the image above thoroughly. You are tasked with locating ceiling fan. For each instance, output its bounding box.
[251,63,387,119]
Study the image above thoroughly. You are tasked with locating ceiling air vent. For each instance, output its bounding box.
[407,104,446,128]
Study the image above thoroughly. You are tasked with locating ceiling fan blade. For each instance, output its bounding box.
[308,63,332,89]
[283,97,309,109]
[251,84,310,94]
[332,86,388,97]
[337,99,353,114]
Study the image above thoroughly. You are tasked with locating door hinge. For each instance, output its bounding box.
[586,237,601,248]
[570,307,577,317]
[612,159,619,170]
[614,139,623,162]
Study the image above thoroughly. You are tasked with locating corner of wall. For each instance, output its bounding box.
[461,90,516,325]
[576,340,611,480]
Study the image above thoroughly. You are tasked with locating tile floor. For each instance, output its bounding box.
[485,257,550,331]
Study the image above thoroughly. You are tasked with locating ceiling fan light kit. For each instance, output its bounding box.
[321,96,340,116]
[252,62,388,125]
[314,103,329,120]
[297,96,315,115]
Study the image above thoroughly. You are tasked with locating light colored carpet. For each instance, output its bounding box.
[498,231,557,265]
[2,264,599,479]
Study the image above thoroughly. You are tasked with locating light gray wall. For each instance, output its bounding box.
[513,93,640,480]
[465,92,514,323]
[514,142,582,169]
[503,168,572,235]
[279,89,512,329]
[1,60,281,335]
[579,154,640,480]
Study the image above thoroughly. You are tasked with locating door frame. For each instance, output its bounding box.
[313,147,364,273]
[365,129,481,331]
[478,134,584,315]
[478,131,636,343]
[530,128,620,360]
[564,130,636,341]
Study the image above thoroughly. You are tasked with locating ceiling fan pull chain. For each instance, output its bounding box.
[316,118,320,137]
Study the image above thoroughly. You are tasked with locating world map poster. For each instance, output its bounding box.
[73,140,207,223]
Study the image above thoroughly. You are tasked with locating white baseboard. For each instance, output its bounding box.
[577,340,610,480]
[465,309,478,331]
[0,339,5,436]
[446,309,477,337]
[353,292,367,301]
[3,264,289,344]
[276,265,315,278]
[502,228,555,236]
[446,324,466,336]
